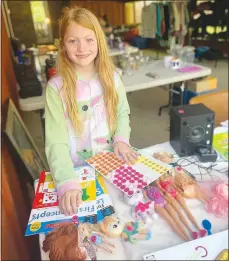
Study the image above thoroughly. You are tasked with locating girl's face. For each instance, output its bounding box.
[64,22,98,69]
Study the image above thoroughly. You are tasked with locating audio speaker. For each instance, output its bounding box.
[170,103,215,156]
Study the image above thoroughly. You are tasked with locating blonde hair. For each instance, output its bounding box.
[57,6,118,134]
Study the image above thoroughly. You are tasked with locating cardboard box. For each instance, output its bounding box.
[187,76,217,93]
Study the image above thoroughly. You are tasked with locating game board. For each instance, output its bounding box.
[33,166,96,209]
[86,151,172,197]
[25,166,97,236]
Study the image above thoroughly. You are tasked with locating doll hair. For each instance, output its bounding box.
[205,182,228,219]
[42,223,87,261]
[57,6,118,135]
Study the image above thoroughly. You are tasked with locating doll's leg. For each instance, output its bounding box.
[95,243,114,254]
[176,194,202,231]
[164,203,190,240]
[165,196,197,232]
[101,238,116,248]
[155,204,189,241]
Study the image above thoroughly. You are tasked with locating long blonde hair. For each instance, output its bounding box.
[57,6,118,135]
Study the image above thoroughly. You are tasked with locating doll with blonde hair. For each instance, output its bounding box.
[45,5,137,216]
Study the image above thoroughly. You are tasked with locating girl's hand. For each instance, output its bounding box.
[114,142,138,165]
[59,189,82,216]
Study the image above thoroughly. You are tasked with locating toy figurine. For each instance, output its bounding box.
[121,221,152,244]
[97,216,151,244]
[123,190,158,223]
[78,223,116,254]
[123,189,144,206]
[153,152,174,164]
[132,201,158,223]
[42,223,89,260]
[156,175,206,239]
[98,216,125,238]
[172,167,208,202]
[145,186,190,241]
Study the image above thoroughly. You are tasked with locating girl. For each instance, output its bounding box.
[45,6,137,216]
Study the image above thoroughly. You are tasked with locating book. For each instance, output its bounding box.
[25,166,115,236]
[25,165,97,236]
[96,175,115,223]
[213,132,228,161]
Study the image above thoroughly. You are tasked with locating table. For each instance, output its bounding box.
[121,60,212,115]
[45,45,139,59]
[109,46,139,57]
[38,126,228,260]
[19,60,212,113]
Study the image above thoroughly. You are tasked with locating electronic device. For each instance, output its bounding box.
[170,103,215,157]
[195,146,218,162]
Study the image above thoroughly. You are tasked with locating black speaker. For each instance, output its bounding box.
[170,103,215,157]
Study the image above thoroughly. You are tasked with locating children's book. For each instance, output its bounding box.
[25,166,115,236]
[25,165,97,236]
[213,132,228,161]
[96,175,115,223]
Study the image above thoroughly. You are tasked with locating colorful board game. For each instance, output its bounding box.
[86,151,172,197]
[25,166,97,236]
[25,166,115,236]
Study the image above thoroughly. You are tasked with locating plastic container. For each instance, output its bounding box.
[183,46,195,63]
[171,45,182,58]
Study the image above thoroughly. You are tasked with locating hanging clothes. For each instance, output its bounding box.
[163,5,170,40]
[141,4,157,39]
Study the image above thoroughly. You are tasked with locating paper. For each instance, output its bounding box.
[213,132,228,161]
[86,151,172,197]
[25,166,97,236]
[143,230,228,260]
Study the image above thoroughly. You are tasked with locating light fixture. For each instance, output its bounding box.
[45,17,50,24]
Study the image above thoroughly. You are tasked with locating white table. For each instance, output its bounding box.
[122,60,212,93]
[19,60,212,112]
[109,46,139,57]
[38,126,228,260]
[46,46,139,59]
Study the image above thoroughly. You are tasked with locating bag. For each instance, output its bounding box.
[14,63,42,99]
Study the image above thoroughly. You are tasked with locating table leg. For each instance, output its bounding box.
[158,84,173,116]
[180,82,185,106]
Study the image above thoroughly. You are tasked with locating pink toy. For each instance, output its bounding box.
[205,182,228,219]
[178,66,202,73]
[133,201,158,223]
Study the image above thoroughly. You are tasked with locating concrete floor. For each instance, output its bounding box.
[22,51,228,161]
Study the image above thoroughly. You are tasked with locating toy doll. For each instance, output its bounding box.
[156,175,206,238]
[42,223,89,260]
[97,216,152,244]
[121,221,152,244]
[78,223,116,254]
[123,190,158,223]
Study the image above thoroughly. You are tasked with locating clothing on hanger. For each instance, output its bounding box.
[141,4,157,39]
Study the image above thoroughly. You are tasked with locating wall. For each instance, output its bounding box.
[48,1,67,39]
[1,10,19,119]
[1,11,41,260]
[7,0,37,47]
[71,1,125,25]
